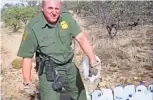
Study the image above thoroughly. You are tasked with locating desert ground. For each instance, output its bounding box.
[1,14,153,100]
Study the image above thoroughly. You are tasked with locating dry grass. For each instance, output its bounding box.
[1,14,153,99]
[72,14,153,91]
[75,22,153,91]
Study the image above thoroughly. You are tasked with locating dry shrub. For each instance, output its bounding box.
[83,25,153,88]
[11,58,22,69]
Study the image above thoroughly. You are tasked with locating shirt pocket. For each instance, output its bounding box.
[38,35,55,47]
[60,29,72,47]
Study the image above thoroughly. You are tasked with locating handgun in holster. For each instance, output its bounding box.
[35,52,65,91]
[45,58,65,91]
[35,51,41,72]
[44,58,56,81]
[35,51,46,76]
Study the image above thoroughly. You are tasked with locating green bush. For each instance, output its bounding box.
[2,5,39,32]
[11,58,22,69]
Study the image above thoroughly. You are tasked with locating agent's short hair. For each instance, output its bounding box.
[41,0,62,7]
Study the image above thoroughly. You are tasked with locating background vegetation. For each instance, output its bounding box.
[1,1,152,32]
[1,1,153,100]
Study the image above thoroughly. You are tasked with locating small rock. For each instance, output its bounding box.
[134,77,138,80]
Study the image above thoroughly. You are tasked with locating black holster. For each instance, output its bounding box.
[45,59,57,82]
[35,52,41,72]
[35,52,66,91]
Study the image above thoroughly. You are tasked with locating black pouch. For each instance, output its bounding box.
[44,57,66,91]
[52,75,65,91]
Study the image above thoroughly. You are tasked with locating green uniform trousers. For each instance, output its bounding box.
[38,62,87,100]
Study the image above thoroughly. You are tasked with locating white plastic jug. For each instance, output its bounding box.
[81,55,101,83]
[135,84,147,93]
[148,83,153,93]
[82,56,90,79]
[133,91,146,100]
[146,91,153,100]
[86,91,92,100]
[134,83,151,100]
[113,85,124,100]
[133,90,153,100]
[123,84,135,100]
[148,83,153,100]
[102,88,113,100]
[91,89,104,100]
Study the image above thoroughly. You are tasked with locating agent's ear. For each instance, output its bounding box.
[41,6,44,12]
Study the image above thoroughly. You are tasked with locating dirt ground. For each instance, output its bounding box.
[1,14,153,100]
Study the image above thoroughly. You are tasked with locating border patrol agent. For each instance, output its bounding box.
[17,0,98,100]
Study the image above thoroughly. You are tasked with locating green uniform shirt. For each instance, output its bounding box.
[17,7,81,64]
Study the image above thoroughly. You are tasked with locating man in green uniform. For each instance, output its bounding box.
[17,0,99,100]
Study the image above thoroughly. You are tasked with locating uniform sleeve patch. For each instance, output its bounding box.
[60,21,68,29]
[22,29,28,41]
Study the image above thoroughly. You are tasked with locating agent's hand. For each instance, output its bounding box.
[89,56,101,77]
[20,82,38,95]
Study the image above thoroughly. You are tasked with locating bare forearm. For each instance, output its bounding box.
[22,58,32,83]
[77,33,96,64]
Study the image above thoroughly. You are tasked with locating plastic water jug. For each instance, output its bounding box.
[148,83,153,93]
[135,84,147,93]
[86,91,92,100]
[82,56,90,79]
[148,83,153,100]
[134,83,152,100]
[133,91,152,100]
[133,91,146,100]
[81,55,101,83]
[91,89,103,100]
[113,85,124,100]
[102,88,113,100]
[123,84,135,100]
[146,91,153,100]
